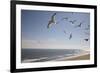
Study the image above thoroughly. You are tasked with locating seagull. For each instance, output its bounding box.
[84,38,89,41]
[69,33,72,40]
[75,22,82,28]
[63,30,67,34]
[63,30,66,34]
[69,20,76,24]
[47,13,57,28]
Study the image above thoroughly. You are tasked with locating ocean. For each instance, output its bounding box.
[21,48,84,63]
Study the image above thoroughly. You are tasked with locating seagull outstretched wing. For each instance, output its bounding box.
[47,13,56,28]
[51,13,56,20]
[47,21,53,28]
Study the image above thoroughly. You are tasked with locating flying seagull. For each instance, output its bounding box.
[63,30,68,35]
[75,22,83,28]
[84,38,89,41]
[69,33,72,40]
[47,13,57,28]
[63,30,67,34]
[69,20,76,24]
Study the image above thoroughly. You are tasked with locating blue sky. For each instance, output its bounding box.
[21,10,90,50]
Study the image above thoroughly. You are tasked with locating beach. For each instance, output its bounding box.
[67,54,90,60]
[22,49,90,63]
[53,52,90,61]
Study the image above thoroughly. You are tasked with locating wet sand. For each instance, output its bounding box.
[55,53,90,61]
[65,54,90,60]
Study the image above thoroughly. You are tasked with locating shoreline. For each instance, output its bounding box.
[22,50,90,63]
[52,52,90,61]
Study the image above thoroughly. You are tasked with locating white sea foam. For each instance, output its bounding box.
[22,57,49,63]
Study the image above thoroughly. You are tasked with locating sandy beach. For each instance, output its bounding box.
[64,54,90,60]
[53,52,90,61]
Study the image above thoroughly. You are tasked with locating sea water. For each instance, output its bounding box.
[21,48,84,63]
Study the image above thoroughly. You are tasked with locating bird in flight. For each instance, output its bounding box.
[47,13,57,28]
[63,30,67,34]
[69,20,76,24]
[84,38,89,41]
[63,30,68,35]
[69,33,72,40]
[75,22,83,28]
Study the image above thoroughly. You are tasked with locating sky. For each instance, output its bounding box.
[21,9,90,50]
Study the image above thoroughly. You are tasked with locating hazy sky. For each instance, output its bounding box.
[21,10,90,49]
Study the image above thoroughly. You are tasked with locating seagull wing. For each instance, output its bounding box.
[79,22,83,27]
[75,22,82,28]
[69,33,72,39]
[51,13,56,20]
[51,13,57,25]
[47,20,52,28]
[47,13,57,29]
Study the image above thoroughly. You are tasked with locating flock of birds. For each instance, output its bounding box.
[47,13,90,41]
